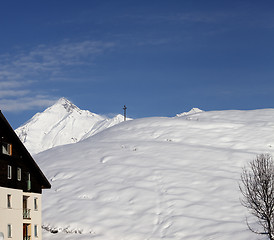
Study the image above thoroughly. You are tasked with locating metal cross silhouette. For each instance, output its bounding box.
[123,105,127,121]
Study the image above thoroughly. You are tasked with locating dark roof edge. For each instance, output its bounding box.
[0,111,51,189]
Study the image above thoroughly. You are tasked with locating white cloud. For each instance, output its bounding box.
[0,40,115,112]
[0,40,115,82]
[0,90,30,97]
[0,96,57,112]
[25,41,112,67]
[0,80,34,89]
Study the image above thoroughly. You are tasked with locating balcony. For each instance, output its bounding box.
[23,208,31,219]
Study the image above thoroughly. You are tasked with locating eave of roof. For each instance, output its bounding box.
[0,110,51,189]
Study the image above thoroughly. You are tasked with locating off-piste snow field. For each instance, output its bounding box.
[31,107,274,240]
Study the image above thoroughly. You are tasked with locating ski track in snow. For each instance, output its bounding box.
[32,108,274,240]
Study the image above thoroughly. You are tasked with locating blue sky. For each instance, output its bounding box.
[1,0,274,128]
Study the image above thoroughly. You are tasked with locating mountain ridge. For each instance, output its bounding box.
[15,98,127,154]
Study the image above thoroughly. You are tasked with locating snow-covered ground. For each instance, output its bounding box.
[34,108,274,240]
[15,98,126,154]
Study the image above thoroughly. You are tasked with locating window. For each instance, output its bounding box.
[34,197,38,210]
[7,165,12,179]
[7,194,11,208]
[23,196,31,219]
[27,173,31,191]
[17,167,21,181]
[2,143,12,155]
[34,225,38,237]
[7,224,12,238]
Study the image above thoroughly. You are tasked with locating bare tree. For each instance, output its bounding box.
[239,154,274,240]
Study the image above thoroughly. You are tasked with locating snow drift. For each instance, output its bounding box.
[35,108,274,240]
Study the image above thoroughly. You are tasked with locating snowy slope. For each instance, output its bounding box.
[36,108,274,240]
[15,98,126,154]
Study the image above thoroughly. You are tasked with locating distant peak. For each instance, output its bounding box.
[176,108,204,117]
[113,114,133,121]
[55,97,79,113]
[56,97,71,105]
[113,114,124,119]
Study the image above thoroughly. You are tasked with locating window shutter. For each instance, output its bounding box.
[9,144,12,156]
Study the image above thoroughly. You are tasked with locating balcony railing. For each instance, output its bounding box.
[23,208,31,219]
[23,236,31,240]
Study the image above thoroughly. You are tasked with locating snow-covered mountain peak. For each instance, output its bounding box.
[55,97,80,113]
[15,98,126,154]
[176,107,204,117]
[47,97,95,117]
[112,114,125,121]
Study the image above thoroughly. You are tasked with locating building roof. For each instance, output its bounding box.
[0,110,51,189]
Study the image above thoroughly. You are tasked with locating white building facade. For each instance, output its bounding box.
[0,187,42,239]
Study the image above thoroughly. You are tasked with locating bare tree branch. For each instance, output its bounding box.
[239,154,274,240]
